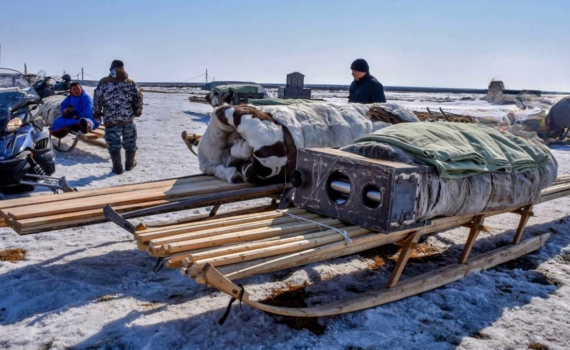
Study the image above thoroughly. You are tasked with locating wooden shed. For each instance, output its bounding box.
[278,72,312,99]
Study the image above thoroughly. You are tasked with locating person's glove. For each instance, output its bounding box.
[63,106,74,118]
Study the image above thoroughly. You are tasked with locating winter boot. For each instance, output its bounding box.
[79,118,92,134]
[110,151,124,174]
[125,150,137,171]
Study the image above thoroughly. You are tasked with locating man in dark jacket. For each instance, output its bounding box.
[93,60,143,174]
[348,59,386,104]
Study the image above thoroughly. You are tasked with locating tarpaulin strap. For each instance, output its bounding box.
[153,257,164,273]
[218,284,245,325]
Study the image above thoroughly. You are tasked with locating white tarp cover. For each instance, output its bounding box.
[37,95,65,126]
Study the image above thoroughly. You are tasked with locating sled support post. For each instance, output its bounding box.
[458,214,485,264]
[387,231,421,288]
[209,204,221,217]
[513,204,534,245]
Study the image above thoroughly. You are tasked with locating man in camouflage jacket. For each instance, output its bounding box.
[93,60,143,174]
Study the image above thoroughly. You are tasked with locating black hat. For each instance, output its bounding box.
[350,59,369,73]
[110,60,124,71]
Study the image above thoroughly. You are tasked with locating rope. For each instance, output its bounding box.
[284,212,353,252]
[183,73,206,82]
[218,284,244,325]
[300,156,341,209]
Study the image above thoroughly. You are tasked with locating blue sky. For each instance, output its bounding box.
[1,0,569,90]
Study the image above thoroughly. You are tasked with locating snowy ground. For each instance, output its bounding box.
[1,88,570,350]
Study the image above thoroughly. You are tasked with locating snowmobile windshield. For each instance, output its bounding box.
[0,68,40,123]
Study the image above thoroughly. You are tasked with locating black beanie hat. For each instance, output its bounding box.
[110,60,124,71]
[350,59,369,73]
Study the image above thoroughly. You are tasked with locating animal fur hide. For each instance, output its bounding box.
[197,102,419,183]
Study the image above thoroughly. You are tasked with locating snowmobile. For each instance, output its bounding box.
[0,68,73,194]
[32,71,71,98]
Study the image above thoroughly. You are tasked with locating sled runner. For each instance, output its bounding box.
[51,125,108,152]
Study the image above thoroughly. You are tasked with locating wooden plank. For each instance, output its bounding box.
[188,227,369,274]
[147,212,321,247]
[458,214,485,264]
[12,185,280,235]
[6,180,248,220]
[0,174,214,210]
[201,233,551,318]
[144,203,277,228]
[182,225,347,264]
[166,218,342,254]
[167,226,347,268]
[136,208,307,241]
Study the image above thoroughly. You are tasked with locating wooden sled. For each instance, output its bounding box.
[52,125,108,152]
[128,176,570,318]
[199,188,567,317]
[181,131,202,156]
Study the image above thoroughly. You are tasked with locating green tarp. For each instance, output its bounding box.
[248,98,324,106]
[212,84,261,94]
[352,123,551,178]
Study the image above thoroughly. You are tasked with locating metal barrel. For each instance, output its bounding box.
[330,181,381,203]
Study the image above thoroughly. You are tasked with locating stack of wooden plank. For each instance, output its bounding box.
[131,175,570,284]
[134,207,371,279]
[0,175,281,235]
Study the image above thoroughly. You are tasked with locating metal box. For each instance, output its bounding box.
[292,148,433,233]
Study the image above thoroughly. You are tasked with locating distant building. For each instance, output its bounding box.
[278,72,312,99]
[488,80,505,95]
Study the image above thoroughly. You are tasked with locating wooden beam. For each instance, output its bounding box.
[458,214,485,264]
[386,231,421,288]
[513,204,534,245]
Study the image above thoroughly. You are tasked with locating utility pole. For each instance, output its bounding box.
[63,70,66,76]
[24,63,27,74]
[205,69,208,83]
[0,44,2,67]
[81,67,84,80]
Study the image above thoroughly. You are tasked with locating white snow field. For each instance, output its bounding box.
[1,88,570,350]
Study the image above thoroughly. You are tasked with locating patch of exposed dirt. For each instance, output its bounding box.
[261,282,326,335]
[529,342,549,350]
[0,248,27,262]
[390,243,445,264]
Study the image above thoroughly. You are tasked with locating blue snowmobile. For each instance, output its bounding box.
[0,68,72,193]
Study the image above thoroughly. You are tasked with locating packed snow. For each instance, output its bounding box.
[1,87,570,350]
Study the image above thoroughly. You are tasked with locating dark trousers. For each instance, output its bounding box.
[105,122,137,153]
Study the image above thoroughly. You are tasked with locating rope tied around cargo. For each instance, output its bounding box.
[285,212,353,253]
[153,257,164,273]
[300,156,342,209]
[218,284,245,325]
